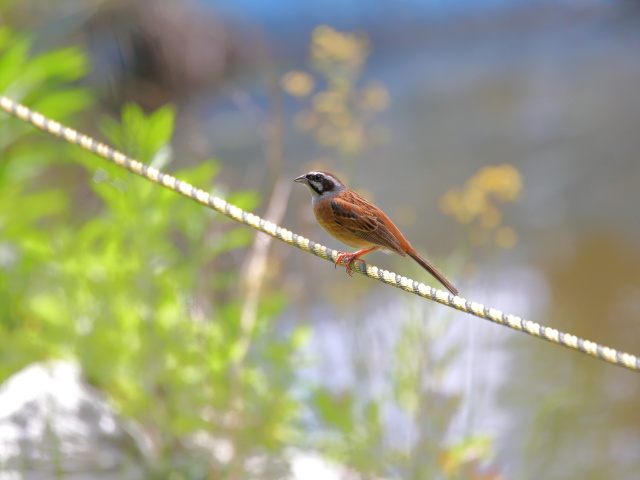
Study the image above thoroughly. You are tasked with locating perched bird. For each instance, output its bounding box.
[294,171,459,296]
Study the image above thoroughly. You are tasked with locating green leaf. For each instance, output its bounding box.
[174,160,220,185]
[28,46,89,83]
[0,36,30,93]
[99,103,176,164]
[0,26,12,50]
[31,88,93,118]
[227,189,261,211]
[210,228,253,256]
[0,27,304,477]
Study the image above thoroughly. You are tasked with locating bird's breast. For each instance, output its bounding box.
[313,200,373,249]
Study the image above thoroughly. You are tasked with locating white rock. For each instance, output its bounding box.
[0,361,148,479]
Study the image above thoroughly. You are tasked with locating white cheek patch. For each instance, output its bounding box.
[309,180,323,193]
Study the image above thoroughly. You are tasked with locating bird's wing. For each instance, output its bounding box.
[330,196,403,253]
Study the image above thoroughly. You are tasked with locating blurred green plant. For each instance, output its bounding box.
[0,22,503,480]
[280,26,500,480]
[0,26,306,479]
[391,308,498,480]
[307,307,498,480]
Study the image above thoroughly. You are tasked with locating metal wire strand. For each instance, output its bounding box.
[1,95,638,373]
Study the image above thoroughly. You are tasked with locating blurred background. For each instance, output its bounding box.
[1,0,640,478]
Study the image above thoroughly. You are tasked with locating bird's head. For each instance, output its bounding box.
[294,171,346,201]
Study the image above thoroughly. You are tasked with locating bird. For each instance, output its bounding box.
[294,171,459,296]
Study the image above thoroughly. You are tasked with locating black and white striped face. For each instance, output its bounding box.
[294,171,346,202]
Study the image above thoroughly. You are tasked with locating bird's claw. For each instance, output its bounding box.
[335,252,364,276]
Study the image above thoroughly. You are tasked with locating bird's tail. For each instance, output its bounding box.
[407,250,459,296]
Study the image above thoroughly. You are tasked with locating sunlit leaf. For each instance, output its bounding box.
[31,88,93,118]
[0,37,29,93]
[27,46,89,83]
[226,189,261,211]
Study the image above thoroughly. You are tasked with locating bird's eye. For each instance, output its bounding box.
[313,174,323,181]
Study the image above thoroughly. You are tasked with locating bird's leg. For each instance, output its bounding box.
[335,248,377,276]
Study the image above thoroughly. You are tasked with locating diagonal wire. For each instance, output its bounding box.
[1,95,638,373]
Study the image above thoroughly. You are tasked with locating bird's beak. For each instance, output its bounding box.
[293,174,308,184]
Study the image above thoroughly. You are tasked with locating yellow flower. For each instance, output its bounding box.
[440,164,522,248]
[495,226,518,249]
[360,82,390,111]
[281,71,315,97]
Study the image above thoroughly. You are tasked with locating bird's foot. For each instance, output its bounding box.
[334,251,370,276]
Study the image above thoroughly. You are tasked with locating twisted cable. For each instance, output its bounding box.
[1,95,638,372]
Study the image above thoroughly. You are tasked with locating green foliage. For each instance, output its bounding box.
[307,305,494,480]
[0,28,304,478]
[99,103,175,166]
[0,27,91,118]
[0,24,497,480]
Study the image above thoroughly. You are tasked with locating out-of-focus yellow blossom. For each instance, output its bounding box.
[468,163,522,202]
[282,25,389,160]
[329,110,352,128]
[281,71,315,97]
[316,124,339,147]
[440,164,522,248]
[480,206,502,230]
[360,82,390,111]
[495,226,518,249]
[294,110,318,131]
[311,25,369,68]
[341,127,364,156]
[312,91,343,114]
